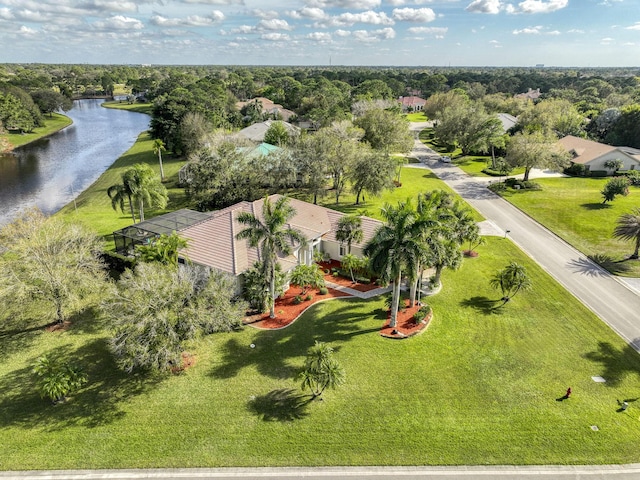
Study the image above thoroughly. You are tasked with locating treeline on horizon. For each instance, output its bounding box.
[2,63,640,152]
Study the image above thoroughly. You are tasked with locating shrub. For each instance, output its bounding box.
[590,170,608,178]
[621,170,640,186]
[319,287,328,295]
[564,163,588,177]
[293,295,303,305]
[333,271,339,277]
[488,182,506,193]
[481,168,506,177]
[305,294,313,301]
[100,251,137,276]
[33,355,87,404]
[602,176,631,203]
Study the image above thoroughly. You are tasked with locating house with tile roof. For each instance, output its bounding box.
[558,135,640,174]
[398,96,426,112]
[236,97,296,122]
[114,195,382,291]
[237,120,299,143]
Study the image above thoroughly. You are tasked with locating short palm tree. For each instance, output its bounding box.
[299,341,345,399]
[490,262,532,305]
[613,208,640,259]
[236,196,306,318]
[107,175,137,223]
[108,164,168,223]
[153,138,166,181]
[335,215,364,254]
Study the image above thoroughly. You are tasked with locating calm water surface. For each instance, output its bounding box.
[0,99,149,225]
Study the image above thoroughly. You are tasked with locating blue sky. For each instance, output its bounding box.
[0,0,638,66]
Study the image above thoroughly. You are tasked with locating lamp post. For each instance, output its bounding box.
[504,229,511,239]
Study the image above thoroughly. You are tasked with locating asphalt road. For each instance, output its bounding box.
[3,465,640,480]
[409,136,640,351]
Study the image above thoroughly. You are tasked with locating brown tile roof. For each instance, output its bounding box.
[179,195,382,276]
[398,96,426,107]
[558,135,617,165]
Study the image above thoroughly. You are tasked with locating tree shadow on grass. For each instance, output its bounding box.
[460,296,503,315]
[583,340,640,387]
[210,299,376,381]
[0,339,165,431]
[580,203,611,211]
[247,388,311,422]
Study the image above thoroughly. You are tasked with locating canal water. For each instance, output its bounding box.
[0,99,150,225]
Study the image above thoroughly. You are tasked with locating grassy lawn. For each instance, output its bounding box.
[101,101,153,115]
[1,113,72,149]
[2,236,639,469]
[498,177,640,277]
[56,131,188,249]
[405,111,428,122]
[314,167,484,222]
[454,156,526,178]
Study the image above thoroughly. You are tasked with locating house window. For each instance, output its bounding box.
[339,245,346,256]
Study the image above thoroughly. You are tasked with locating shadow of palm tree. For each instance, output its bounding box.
[0,339,165,430]
[566,257,608,277]
[580,203,611,210]
[460,296,502,315]
[588,254,632,275]
[247,388,311,421]
[583,341,640,387]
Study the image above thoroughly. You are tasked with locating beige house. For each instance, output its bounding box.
[174,195,381,289]
[558,135,640,173]
[236,97,296,122]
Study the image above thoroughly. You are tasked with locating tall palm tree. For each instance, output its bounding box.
[153,139,166,181]
[236,196,306,318]
[127,163,168,222]
[335,215,364,254]
[613,208,640,259]
[364,200,426,329]
[490,262,532,305]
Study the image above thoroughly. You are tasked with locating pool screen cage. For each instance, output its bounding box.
[113,209,211,255]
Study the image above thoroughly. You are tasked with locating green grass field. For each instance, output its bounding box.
[101,101,153,115]
[1,113,73,149]
[405,112,428,122]
[498,177,640,277]
[2,237,639,469]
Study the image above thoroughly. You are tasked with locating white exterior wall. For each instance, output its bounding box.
[585,151,640,172]
[320,240,366,260]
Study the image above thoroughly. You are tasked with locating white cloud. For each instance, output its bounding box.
[181,0,244,4]
[352,27,395,42]
[306,0,382,7]
[386,0,440,4]
[392,7,435,22]
[85,1,138,13]
[334,28,351,36]
[626,22,640,31]
[151,11,224,27]
[512,25,542,34]
[307,31,332,41]
[600,36,614,44]
[93,15,144,30]
[14,9,50,22]
[257,18,292,30]
[250,9,279,20]
[407,26,447,35]
[322,10,394,27]
[465,0,502,14]
[17,25,37,36]
[0,8,14,19]
[289,7,327,20]
[511,0,568,14]
[261,32,290,41]
[567,28,585,33]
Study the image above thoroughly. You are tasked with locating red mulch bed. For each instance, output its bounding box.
[318,261,380,293]
[380,299,432,339]
[45,321,71,332]
[244,286,351,330]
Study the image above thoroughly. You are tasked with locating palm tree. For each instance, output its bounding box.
[490,262,532,305]
[364,200,426,329]
[613,208,640,259]
[299,341,345,399]
[153,139,166,181]
[107,175,137,223]
[340,253,361,283]
[236,196,306,318]
[335,215,364,254]
[128,163,168,222]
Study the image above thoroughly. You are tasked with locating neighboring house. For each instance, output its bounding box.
[113,195,382,291]
[237,120,299,143]
[236,97,296,122]
[398,96,426,112]
[558,135,640,173]
[514,88,541,100]
[496,113,517,133]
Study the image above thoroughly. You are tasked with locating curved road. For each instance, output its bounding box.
[409,126,640,351]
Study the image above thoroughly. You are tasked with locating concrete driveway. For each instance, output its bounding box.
[408,133,640,351]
